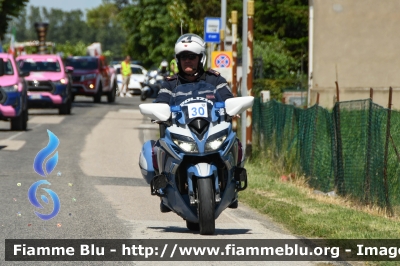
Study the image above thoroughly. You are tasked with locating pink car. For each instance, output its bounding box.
[16,54,73,115]
[0,53,29,130]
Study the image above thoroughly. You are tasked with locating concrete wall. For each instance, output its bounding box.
[309,0,400,109]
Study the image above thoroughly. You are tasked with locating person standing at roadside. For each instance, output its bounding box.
[169,57,178,76]
[120,55,132,97]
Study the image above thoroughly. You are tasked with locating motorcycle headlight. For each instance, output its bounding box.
[53,78,67,85]
[149,79,156,84]
[82,74,96,81]
[171,134,198,153]
[2,85,18,92]
[205,134,227,152]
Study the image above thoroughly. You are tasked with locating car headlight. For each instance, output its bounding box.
[171,134,198,153]
[2,85,18,92]
[82,74,96,81]
[205,134,227,152]
[54,78,67,85]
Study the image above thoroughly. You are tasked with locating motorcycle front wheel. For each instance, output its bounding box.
[197,178,215,235]
[140,90,147,101]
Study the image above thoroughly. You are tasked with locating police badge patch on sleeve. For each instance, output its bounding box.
[206,94,215,99]
[207,69,220,76]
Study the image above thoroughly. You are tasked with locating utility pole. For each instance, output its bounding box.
[231,10,238,131]
[221,0,227,50]
[246,0,254,157]
[220,30,225,51]
[241,0,248,151]
[308,0,314,107]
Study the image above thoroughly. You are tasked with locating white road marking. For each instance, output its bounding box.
[0,123,42,151]
[28,116,65,124]
[0,140,26,151]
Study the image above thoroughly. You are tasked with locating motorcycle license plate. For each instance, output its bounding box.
[187,102,208,119]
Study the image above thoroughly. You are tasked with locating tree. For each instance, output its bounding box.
[26,6,42,40]
[86,2,126,57]
[252,0,308,61]
[118,0,179,67]
[13,6,28,42]
[167,0,221,35]
[112,0,131,11]
[56,40,88,56]
[0,0,29,40]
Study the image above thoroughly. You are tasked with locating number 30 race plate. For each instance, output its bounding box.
[187,102,208,119]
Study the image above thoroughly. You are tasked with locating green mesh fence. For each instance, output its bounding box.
[252,98,400,214]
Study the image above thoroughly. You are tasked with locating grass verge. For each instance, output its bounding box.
[240,157,400,265]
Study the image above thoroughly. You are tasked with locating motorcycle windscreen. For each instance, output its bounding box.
[170,81,224,125]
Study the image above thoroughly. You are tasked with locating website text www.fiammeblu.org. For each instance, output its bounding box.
[6,239,400,261]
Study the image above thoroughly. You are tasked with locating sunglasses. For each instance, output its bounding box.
[180,54,198,61]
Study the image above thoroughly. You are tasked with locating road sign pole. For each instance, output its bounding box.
[241,0,248,153]
[221,0,227,49]
[231,10,238,132]
[246,0,254,158]
[220,29,225,51]
[207,43,211,69]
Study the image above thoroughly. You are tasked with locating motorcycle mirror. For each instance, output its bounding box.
[225,96,254,116]
[139,103,171,121]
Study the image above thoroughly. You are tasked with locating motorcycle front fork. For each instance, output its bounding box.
[187,172,221,206]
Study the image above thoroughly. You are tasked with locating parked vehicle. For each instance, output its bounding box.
[138,85,254,235]
[113,63,147,95]
[0,54,29,130]
[66,56,117,103]
[140,69,165,101]
[17,54,73,115]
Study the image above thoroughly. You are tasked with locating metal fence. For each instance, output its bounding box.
[252,97,400,216]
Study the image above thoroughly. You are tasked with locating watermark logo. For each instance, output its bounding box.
[28,130,60,220]
[28,180,60,220]
[33,130,59,177]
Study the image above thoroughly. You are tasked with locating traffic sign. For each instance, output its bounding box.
[211,51,233,83]
[212,51,232,68]
[204,17,221,43]
[214,53,231,68]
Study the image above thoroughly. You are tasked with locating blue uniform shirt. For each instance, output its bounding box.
[154,69,233,104]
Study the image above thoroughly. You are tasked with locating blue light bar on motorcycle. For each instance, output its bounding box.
[170,105,182,112]
[215,102,225,108]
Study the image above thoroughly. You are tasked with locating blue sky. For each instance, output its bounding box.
[28,0,103,12]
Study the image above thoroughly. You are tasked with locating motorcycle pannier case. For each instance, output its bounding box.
[139,140,156,184]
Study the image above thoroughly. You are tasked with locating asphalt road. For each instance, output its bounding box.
[0,95,331,266]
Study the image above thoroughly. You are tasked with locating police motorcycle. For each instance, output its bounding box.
[140,70,164,101]
[138,84,254,235]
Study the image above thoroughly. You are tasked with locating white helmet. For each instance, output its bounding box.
[160,60,168,67]
[174,33,207,68]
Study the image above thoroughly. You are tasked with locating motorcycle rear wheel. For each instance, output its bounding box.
[197,178,215,235]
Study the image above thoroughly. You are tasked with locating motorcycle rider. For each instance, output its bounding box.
[158,60,170,78]
[155,34,233,104]
[152,33,243,212]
